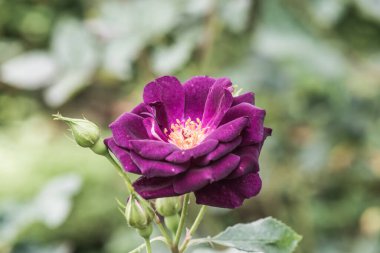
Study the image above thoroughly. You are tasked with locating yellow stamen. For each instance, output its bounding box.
[166,118,208,150]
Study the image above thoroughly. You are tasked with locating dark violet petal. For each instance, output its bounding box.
[143,76,185,127]
[206,117,248,143]
[143,117,168,142]
[129,140,177,160]
[194,173,262,208]
[196,136,242,166]
[183,76,216,120]
[228,145,260,179]
[173,154,240,194]
[130,152,188,178]
[221,102,266,145]
[133,177,178,199]
[202,78,234,129]
[109,112,149,149]
[131,103,152,118]
[232,92,255,106]
[104,138,141,174]
[165,139,218,164]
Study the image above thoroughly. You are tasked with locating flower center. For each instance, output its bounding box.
[165,118,207,150]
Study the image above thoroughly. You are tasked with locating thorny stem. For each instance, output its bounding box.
[173,194,190,250]
[179,205,207,253]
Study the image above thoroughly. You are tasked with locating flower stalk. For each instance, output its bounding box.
[180,205,207,253]
[173,194,190,250]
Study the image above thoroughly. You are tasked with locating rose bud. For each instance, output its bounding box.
[53,113,107,155]
[155,197,182,217]
[125,194,154,232]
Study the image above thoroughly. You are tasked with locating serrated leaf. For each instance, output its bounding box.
[211,217,302,253]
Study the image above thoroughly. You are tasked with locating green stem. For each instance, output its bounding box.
[128,237,166,253]
[173,194,190,249]
[179,205,207,253]
[104,152,134,193]
[155,215,173,246]
[144,238,152,253]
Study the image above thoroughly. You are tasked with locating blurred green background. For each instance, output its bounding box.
[1,0,380,252]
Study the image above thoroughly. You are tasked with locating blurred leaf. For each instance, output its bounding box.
[102,36,144,80]
[0,174,82,245]
[32,174,82,228]
[0,51,57,90]
[152,28,201,75]
[252,27,347,79]
[89,0,183,80]
[43,69,94,107]
[219,0,252,33]
[211,217,302,253]
[44,18,97,107]
[192,248,245,253]
[0,40,23,63]
[311,0,347,28]
[355,0,380,23]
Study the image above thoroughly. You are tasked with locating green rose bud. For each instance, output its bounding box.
[155,196,182,217]
[52,113,107,155]
[164,214,180,234]
[137,223,153,239]
[125,194,154,231]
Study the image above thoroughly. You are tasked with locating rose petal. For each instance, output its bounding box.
[143,117,168,142]
[109,113,149,149]
[202,78,233,129]
[130,152,188,178]
[104,138,140,174]
[228,145,260,179]
[133,177,178,199]
[165,139,218,164]
[173,154,240,194]
[194,173,262,208]
[205,117,248,142]
[195,136,242,166]
[131,103,153,118]
[183,76,216,120]
[130,139,177,160]
[143,76,185,128]
[221,102,266,144]
[232,92,255,106]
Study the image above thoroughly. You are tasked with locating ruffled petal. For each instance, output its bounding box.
[232,92,255,106]
[202,78,234,129]
[205,117,248,143]
[143,117,168,142]
[133,177,178,199]
[228,145,260,179]
[129,140,177,160]
[131,103,153,118]
[195,136,242,166]
[221,102,266,145]
[194,173,262,208]
[143,76,185,128]
[173,154,240,194]
[109,113,149,149]
[183,76,216,120]
[165,139,218,164]
[130,152,188,178]
[104,138,141,174]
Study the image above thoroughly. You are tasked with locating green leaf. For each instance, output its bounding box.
[211,217,302,253]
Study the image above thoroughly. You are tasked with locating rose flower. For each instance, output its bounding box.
[105,76,271,208]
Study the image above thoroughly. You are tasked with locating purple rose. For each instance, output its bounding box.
[105,76,271,208]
